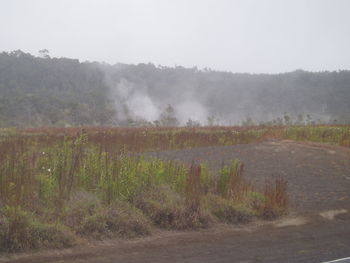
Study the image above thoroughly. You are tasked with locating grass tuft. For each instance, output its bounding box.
[76,201,151,239]
[135,185,213,230]
[261,176,288,220]
[0,206,75,252]
[203,194,255,224]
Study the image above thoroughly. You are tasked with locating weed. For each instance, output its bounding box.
[0,125,303,252]
[217,160,250,201]
[0,206,75,252]
[261,176,288,220]
[75,201,151,239]
[135,185,213,230]
[203,194,255,224]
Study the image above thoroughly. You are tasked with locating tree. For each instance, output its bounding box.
[38,49,50,59]
[241,116,254,127]
[283,112,291,125]
[207,115,220,126]
[186,118,201,127]
[159,105,179,126]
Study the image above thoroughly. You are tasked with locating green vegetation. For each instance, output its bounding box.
[1,50,350,127]
[284,126,350,147]
[0,50,115,127]
[0,206,75,252]
[2,124,349,253]
[0,128,292,252]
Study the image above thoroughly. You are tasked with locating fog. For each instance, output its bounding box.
[1,0,350,73]
[1,1,350,127]
[109,77,209,124]
[99,63,349,126]
[112,79,159,121]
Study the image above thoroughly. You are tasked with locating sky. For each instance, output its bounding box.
[1,0,350,73]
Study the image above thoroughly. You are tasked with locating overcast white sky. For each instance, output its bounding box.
[1,0,349,73]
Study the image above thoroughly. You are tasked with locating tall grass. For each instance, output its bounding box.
[16,125,350,153]
[284,126,350,147]
[7,124,350,252]
[17,126,270,152]
[0,131,288,252]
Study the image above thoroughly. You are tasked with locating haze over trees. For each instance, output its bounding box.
[1,50,350,127]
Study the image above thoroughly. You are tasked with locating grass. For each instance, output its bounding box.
[203,194,256,224]
[64,196,152,239]
[284,126,350,147]
[135,185,213,230]
[12,125,350,153]
[3,124,348,252]
[261,176,289,219]
[0,206,75,252]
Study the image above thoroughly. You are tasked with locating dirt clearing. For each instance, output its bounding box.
[146,140,350,213]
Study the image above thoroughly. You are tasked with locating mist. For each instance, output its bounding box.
[0,49,349,128]
[98,62,349,126]
[1,0,350,73]
[109,78,210,125]
[112,78,159,122]
[1,0,350,127]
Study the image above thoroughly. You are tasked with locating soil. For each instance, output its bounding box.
[146,140,350,213]
[1,140,350,263]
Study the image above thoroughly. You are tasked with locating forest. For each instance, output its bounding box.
[1,50,350,127]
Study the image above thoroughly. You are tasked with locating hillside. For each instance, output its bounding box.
[0,50,115,127]
[1,50,350,127]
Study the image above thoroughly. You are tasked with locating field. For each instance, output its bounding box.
[0,125,350,253]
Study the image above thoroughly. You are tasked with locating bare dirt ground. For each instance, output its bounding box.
[1,140,350,263]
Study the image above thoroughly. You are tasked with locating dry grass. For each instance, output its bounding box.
[261,177,289,219]
[0,206,75,252]
[203,194,255,224]
[135,185,213,230]
[0,125,313,252]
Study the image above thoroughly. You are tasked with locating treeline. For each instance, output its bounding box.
[0,50,350,127]
[0,50,115,127]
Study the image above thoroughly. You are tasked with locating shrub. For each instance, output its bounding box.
[64,192,151,239]
[0,206,75,252]
[261,177,288,220]
[246,191,265,211]
[135,185,213,230]
[0,215,10,251]
[204,194,255,224]
[217,160,249,201]
[77,201,152,239]
[28,222,75,250]
[63,191,101,230]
